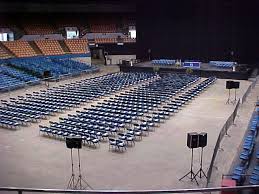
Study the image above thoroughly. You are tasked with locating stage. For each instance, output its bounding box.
[119,61,251,80]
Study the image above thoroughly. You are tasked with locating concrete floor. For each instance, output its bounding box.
[0,73,253,191]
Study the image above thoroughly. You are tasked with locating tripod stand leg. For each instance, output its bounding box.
[193,147,207,180]
[179,149,199,185]
[67,149,75,189]
[226,89,231,104]
[75,148,93,190]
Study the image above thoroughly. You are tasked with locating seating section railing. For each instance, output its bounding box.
[39,73,216,151]
[0,72,156,129]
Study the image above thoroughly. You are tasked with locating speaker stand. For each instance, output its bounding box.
[179,148,199,185]
[67,149,76,189]
[75,148,93,190]
[231,89,237,104]
[226,89,231,104]
[194,147,207,180]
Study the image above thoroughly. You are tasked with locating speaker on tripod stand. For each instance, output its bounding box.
[179,132,199,185]
[226,81,234,104]
[66,137,92,190]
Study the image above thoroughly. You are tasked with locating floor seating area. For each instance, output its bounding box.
[152,59,176,66]
[0,65,40,91]
[64,39,89,54]
[39,73,216,151]
[209,61,236,68]
[35,40,65,56]
[2,41,38,57]
[8,57,95,79]
[230,105,259,185]
[0,72,155,129]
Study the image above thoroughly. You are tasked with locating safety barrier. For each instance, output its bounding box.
[242,75,258,104]
[206,99,240,185]
[1,185,259,194]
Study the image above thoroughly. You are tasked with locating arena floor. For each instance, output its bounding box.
[0,68,253,191]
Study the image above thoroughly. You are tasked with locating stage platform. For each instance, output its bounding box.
[119,61,251,80]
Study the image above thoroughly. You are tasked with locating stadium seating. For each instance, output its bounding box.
[0,65,40,91]
[64,39,89,54]
[95,38,117,44]
[0,46,12,59]
[0,73,25,92]
[2,41,37,57]
[230,106,259,185]
[23,23,56,35]
[34,40,65,55]
[8,57,95,78]
[0,65,40,83]
[90,24,117,33]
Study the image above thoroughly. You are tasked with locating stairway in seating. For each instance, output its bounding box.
[0,42,16,57]
[58,40,71,54]
[28,41,43,55]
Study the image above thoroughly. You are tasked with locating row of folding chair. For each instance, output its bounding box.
[0,72,156,129]
[39,73,201,152]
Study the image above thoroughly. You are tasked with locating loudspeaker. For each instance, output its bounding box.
[198,132,207,148]
[43,70,51,78]
[187,132,199,148]
[66,137,82,149]
[122,60,130,66]
[226,81,234,89]
[233,81,240,89]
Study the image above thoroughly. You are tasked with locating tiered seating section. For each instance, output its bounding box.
[9,57,96,78]
[2,41,37,57]
[0,72,155,128]
[0,46,12,59]
[152,59,176,66]
[64,39,89,54]
[35,40,64,56]
[94,38,117,44]
[90,24,117,33]
[38,74,216,151]
[0,65,40,91]
[230,105,259,185]
[209,61,236,68]
[23,24,56,35]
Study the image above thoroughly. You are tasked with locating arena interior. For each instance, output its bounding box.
[0,1,259,194]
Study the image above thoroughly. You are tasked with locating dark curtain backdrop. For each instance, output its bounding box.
[136,0,259,65]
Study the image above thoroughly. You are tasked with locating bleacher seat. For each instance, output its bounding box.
[64,39,89,54]
[2,41,37,58]
[34,40,65,55]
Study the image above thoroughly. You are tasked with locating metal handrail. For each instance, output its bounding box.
[0,185,259,193]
